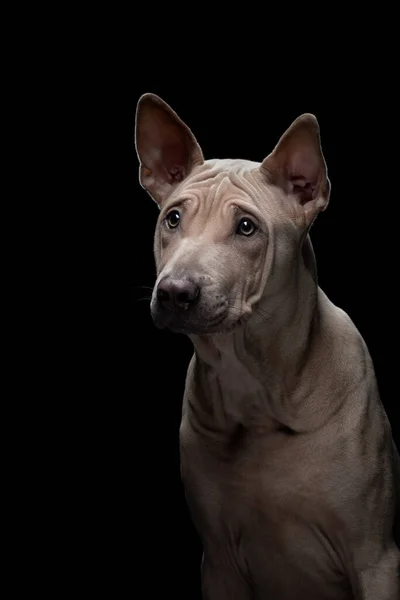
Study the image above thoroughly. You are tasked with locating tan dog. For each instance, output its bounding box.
[135,93,400,599]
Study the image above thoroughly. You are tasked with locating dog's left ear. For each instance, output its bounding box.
[260,114,330,226]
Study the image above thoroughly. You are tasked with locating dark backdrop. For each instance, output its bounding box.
[82,73,398,598]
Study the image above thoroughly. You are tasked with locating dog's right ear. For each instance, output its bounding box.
[135,94,204,206]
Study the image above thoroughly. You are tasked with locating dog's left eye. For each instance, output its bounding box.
[236,218,257,236]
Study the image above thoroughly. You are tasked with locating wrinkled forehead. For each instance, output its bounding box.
[163,158,279,218]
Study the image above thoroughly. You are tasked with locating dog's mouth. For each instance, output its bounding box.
[151,305,250,335]
[153,313,229,335]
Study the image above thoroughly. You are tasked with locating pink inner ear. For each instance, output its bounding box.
[290,176,315,204]
[161,142,189,183]
[166,164,185,183]
[287,149,321,201]
[289,149,320,184]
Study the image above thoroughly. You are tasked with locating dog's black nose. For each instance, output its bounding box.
[156,277,200,312]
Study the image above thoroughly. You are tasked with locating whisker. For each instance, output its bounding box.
[133,285,154,291]
[131,284,153,304]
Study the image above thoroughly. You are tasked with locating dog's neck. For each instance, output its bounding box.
[188,237,331,433]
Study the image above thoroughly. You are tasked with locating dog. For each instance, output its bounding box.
[134,93,400,599]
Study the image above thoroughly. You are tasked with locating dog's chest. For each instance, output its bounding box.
[181,424,320,527]
[180,424,350,599]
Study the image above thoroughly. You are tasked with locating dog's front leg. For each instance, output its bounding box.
[201,553,252,600]
[351,545,399,599]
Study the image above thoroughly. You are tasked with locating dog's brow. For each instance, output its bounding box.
[162,197,191,213]
[230,201,263,220]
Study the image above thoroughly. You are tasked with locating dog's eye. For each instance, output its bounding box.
[165,210,181,229]
[236,218,256,236]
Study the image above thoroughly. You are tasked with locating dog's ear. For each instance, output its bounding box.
[135,93,204,206]
[260,114,330,226]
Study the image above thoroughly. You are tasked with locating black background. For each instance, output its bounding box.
[79,67,398,597]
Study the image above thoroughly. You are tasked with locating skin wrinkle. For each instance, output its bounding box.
[174,162,318,432]
[179,203,319,436]
[158,166,276,340]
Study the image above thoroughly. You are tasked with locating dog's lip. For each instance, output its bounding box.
[152,310,243,335]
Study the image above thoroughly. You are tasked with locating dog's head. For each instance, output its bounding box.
[135,94,330,335]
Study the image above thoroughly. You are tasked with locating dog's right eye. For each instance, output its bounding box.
[165,210,181,229]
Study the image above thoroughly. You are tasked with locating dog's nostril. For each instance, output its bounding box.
[177,291,191,304]
[157,288,170,302]
[157,277,200,311]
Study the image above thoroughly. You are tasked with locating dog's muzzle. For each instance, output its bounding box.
[151,274,239,334]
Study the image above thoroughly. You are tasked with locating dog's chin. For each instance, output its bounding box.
[151,310,248,336]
